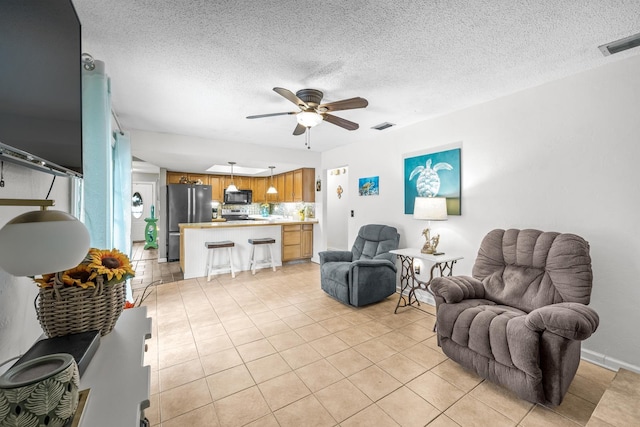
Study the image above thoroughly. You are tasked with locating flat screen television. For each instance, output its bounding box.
[0,0,83,177]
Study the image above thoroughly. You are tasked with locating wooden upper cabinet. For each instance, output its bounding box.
[293,168,315,203]
[276,174,285,202]
[284,171,295,202]
[188,174,209,185]
[166,168,315,203]
[252,177,267,203]
[166,172,186,184]
[209,175,224,202]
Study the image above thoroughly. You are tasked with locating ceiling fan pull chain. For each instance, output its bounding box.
[306,127,311,149]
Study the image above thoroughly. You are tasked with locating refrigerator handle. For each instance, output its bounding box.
[187,186,192,223]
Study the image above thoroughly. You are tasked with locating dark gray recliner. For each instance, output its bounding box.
[431,229,599,406]
[319,224,400,307]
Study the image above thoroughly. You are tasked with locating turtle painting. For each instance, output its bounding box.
[404,147,461,215]
[409,158,453,197]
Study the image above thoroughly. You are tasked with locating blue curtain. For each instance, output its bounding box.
[83,60,135,301]
[82,60,113,249]
[113,132,133,301]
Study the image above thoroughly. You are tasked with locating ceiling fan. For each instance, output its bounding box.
[246,87,368,137]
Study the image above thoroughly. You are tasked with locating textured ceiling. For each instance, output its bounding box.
[73,0,640,173]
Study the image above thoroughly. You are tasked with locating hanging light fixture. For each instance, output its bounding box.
[0,199,90,276]
[266,166,277,194]
[226,161,238,192]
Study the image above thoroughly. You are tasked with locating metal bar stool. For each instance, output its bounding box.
[248,238,276,275]
[205,240,236,280]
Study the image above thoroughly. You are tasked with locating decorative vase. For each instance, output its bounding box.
[36,276,126,338]
[0,353,80,427]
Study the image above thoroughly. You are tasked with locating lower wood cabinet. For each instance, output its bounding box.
[282,224,314,261]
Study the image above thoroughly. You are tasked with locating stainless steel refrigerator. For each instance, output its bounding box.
[167,184,212,261]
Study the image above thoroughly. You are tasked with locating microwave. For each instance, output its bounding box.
[224,189,252,205]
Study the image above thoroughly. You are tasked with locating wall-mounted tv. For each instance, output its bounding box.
[0,0,83,177]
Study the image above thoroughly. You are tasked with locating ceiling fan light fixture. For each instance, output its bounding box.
[296,111,323,128]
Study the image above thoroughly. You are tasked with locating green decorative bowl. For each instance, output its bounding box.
[0,353,79,427]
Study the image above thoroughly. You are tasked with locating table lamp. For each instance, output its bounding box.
[413,197,447,254]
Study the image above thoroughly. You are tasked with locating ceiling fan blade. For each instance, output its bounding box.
[323,113,359,131]
[273,87,309,109]
[318,97,368,112]
[246,111,297,119]
[293,123,307,136]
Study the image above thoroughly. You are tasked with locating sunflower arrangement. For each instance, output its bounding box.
[35,248,135,289]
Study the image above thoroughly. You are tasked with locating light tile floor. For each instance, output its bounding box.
[131,248,616,427]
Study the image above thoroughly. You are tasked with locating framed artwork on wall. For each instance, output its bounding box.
[358,176,379,196]
[404,147,461,215]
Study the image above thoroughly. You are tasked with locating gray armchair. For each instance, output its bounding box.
[319,224,400,307]
[431,229,598,406]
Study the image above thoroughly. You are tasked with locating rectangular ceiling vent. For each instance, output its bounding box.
[599,32,640,56]
[371,122,395,131]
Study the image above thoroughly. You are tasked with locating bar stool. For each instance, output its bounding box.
[248,238,276,275]
[205,240,236,280]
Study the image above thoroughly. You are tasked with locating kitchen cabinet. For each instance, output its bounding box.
[209,175,224,201]
[224,175,251,191]
[301,224,313,258]
[188,174,209,185]
[167,172,187,184]
[283,171,294,202]
[252,177,267,203]
[166,172,208,185]
[166,168,315,203]
[282,224,314,261]
[275,174,285,202]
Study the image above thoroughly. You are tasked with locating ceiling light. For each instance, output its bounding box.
[266,166,277,194]
[296,111,323,128]
[226,161,238,192]
[0,199,90,276]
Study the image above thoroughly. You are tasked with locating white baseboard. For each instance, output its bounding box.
[401,285,640,375]
[581,348,640,374]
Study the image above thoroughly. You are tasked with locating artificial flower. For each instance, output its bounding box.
[87,248,135,283]
[33,248,135,289]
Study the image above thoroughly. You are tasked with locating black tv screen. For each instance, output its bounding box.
[0,0,83,176]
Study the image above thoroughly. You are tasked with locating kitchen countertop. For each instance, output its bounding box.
[179,217,318,229]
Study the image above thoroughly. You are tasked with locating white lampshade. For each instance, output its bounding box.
[226,183,238,193]
[296,111,323,128]
[0,210,90,276]
[413,197,448,221]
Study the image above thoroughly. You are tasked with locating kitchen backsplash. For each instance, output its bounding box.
[222,202,315,218]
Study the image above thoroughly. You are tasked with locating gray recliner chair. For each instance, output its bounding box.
[431,229,599,406]
[319,224,400,307]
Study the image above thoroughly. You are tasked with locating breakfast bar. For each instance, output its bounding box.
[179,218,317,279]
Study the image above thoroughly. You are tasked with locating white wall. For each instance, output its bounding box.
[321,54,640,371]
[326,166,349,250]
[0,163,72,371]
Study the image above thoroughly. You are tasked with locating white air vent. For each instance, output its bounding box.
[371,122,395,131]
[599,32,640,56]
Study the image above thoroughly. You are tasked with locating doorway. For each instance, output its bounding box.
[131,182,155,242]
[326,166,349,250]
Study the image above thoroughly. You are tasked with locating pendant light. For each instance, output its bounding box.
[266,166,277,194]
[226,161,238,192]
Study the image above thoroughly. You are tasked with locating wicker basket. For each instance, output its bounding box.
[36,275,126,338]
